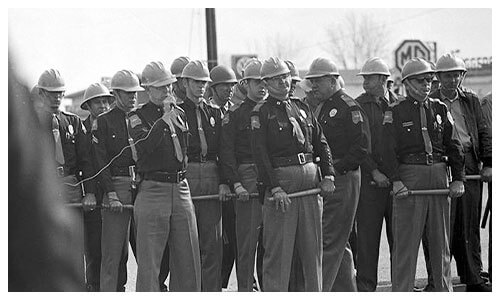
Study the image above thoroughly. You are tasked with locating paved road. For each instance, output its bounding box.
[125,185,491,292]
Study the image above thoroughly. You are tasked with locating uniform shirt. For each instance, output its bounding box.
[251,96,334,189]
[93,107,136,193]
[40,110,95,194]
[315,89,369,175]
[219,97,258,185]
[356,93,391,174]
[179,98,222,161]
[430,88,491,167]
[83,116,99,196]
[381,96,465,181]
[128,101,188,174]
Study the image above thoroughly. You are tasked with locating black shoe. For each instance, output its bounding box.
[466,282,492,292]
[160,284,169,292]
[86,284,99,292]
[413,286,425,292]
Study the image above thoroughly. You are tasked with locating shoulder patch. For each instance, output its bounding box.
[128,114,142,128]
[251,115,261,130]
[351,110,363,124]
[382,111,393,124]
[340,94,357,107]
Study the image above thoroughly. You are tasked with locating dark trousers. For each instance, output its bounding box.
[83,206,102,291]
[452,152,484,285]
[221,199,237,288]
[355,174,393,292]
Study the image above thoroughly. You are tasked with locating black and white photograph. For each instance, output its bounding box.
[7,1,494,293]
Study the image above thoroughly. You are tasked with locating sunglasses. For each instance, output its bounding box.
[412,75,434,84]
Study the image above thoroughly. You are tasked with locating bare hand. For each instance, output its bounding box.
[234,183,249,201]
[271,187,291,212]
[219,184,231,202]
[82,193,97,212]
[319,178,335,197]
[392,180,409,199]
[371,169,391,188]
[449,180,465,198]
[108,192,123,213]
[480,167,492,182]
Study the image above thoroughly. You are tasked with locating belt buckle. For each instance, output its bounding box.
[297,153,306,165]
[200,154,207,163]
[426,153,433,165]
[56,166,65,177]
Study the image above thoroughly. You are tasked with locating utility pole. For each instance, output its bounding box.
[205,8,218,70]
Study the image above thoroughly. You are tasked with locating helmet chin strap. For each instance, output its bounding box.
[405,80,429,102]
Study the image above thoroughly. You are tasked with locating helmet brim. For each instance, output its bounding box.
[403,70,435,82]
[80,94,114,109]
[37,85,66,92]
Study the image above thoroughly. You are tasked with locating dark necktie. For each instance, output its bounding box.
[419,102,433,155]
[195,104,208,157]
[52,114,65,165]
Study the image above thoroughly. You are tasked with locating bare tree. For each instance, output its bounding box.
[247,32,304,63]
[323,12,390,69]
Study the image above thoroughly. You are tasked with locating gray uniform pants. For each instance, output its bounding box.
[187,161,223,292]
[391,162,452,292]
[100,177,132,291]
[234,163,262,291]
[322,168,360,292]
[134,179,201,292]
[262,162,323,292]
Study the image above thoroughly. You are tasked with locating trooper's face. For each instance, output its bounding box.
[184,78,208,99]
[114,90,137,111]
[246,79,267,101]
[265,73,291,99]
[363,74,387,97]
[147,84,173,106]
[87,97,110,118]
[40,89,65,112]
[437,71,463,91]
[212,82,236,103]
[309,75,335,101]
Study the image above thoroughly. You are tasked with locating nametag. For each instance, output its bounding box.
[402,121,413,127]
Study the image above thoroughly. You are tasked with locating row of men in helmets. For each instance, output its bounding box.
[32,52,491,292]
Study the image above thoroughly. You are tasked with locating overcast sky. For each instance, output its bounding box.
[7,2,494,93]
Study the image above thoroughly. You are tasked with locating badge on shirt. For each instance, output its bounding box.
[383,111,393,124]
[210,116,216,127]
[129,115,142,128]
[351,110,363,124]
[329,108,337,118]
[68,124,74,135]
[299,109,307,119]
[447,111,455,125]
[436,114,442,125]
[251,115,260,130]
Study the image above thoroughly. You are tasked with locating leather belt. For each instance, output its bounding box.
[111,165,135,177]
[143,170,187,183]
[399,153,447,166]
[56,166,74,178]
[272,153,313,168]
[188,153,217,163]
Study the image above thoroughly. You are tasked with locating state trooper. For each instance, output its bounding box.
[381,58,465,292]
[305,58,369,292]
[129,61,201,291]
[354,57,394,292]
[219,59,267,291]
[207,64,239,290]
[170,56,191,105]
[80,83,113,291]
[36,69,97,285]
[92,71,141,292]
[251,57,336,291]
[178,60,225,291]
[430,54,492,292]
[284,60,302,98]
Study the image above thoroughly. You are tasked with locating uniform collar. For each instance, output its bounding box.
[440,89,459,102]
[408,95,429,108]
